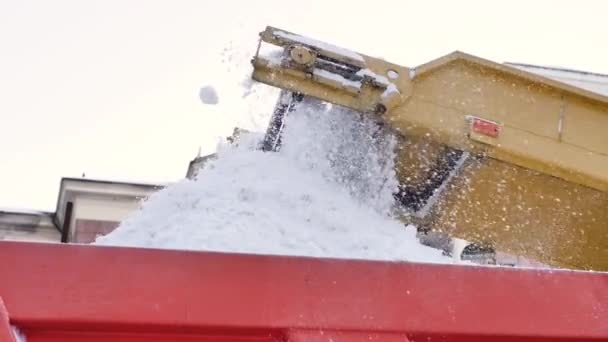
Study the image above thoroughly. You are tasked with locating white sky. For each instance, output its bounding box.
[1,0,607,211]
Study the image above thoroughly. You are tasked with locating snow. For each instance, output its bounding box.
[387,70,399,80]
[451,238,469,262]
[414,152,469,219]
[199,86,219,105]
[355,68,391,87]
[11,326,26,342]
[274,30,365,63]
[409,68,417,80]
[381,83,400,100]
[506,63,608,97]
[314,68,362,91]
[96,100,452,264]
[258,42,284,66]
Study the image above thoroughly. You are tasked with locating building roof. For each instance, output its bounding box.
[0,207,53,216]
[61,177,166,189]
[413,51,608,105]
[53,177,164,231]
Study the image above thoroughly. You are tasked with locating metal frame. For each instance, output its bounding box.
[1,241,607,341]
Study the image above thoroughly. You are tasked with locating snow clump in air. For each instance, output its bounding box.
[199,85,219,105]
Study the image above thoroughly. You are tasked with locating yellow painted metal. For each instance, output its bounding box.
[395,57,608,194]
[250,26,608,270]
[252,26,413,114]
[424,156,608,270]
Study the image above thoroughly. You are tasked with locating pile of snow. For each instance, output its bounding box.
[96,100,451,264]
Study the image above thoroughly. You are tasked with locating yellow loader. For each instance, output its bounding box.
[250,26,608,271]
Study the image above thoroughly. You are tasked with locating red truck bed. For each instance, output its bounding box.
[1,241,607,341]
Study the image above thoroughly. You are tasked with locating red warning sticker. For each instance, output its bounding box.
[471,117,500,138]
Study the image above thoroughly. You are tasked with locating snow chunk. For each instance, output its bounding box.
[314,68,362,90]
[387,70,399,80]
[409,68,417,80]
[356,68,391,87]
[274,30,364,63]
[199,86,219,105]
[96,102,451,264]
[12,326,26,342]
[381,83,400,100]
[258,41,284,66]
[451,238,469,262]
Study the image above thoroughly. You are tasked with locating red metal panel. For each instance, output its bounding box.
[0,241,607,341]
[287,329,410,342]
[24,331,277,342]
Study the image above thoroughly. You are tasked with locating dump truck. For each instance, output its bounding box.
[251,26,608,271]
[1,241,607,341]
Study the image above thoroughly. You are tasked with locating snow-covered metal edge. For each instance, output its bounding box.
[356,68,391,87]
[507,62,608,97]
[314,68,362,91]
[274,30,365,63]
[414,151,470,219]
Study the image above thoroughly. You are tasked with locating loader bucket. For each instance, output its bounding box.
[251,26,608,271]
[251,26,411,115]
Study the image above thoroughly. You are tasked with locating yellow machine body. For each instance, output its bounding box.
[251,26,608,270]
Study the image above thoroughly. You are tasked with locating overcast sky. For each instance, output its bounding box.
[1,0,607,211]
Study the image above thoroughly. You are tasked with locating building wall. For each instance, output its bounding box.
[69,196,143,243]
[0,225,60,242]
[74,219,120,244]
[0,211,60,243]
[73,196,142,223]
[0,179,162,244]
